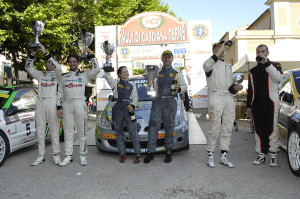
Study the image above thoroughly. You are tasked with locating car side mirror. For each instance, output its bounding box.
[282,92,293,103]
[7,105,19,116]
[108,95,114,101]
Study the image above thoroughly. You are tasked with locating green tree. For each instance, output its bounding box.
[0,0,174,76]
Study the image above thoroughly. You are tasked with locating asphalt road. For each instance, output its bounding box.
[0,109,299,199]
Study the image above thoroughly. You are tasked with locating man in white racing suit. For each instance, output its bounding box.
[57,48,100,166]
[203,41,243,168]
[25,43,63,166]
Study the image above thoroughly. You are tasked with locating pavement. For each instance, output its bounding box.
[74,110,207,146]
[1,109,299,199]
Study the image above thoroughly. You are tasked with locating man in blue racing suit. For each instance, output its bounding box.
[144,50,187,164]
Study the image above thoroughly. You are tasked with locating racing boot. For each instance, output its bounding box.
[207,151,215,168]
[119,154,127,163]
[143,152,154,164]
[80,155,87,166]
[164,149,172,163]
[133,155,141,163]
[253,153,265,165]
[220,151,234,168]
[31,155,45,166]
[59,155,73,166]
[269,152,278,167]
[53,154,61,165]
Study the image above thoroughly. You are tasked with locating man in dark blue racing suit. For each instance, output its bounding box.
[144,50,187,164]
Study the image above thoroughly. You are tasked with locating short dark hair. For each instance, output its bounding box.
[117,66,127,78]
[67,54,80,62]
[257,44,269,52]
[162,50,173,57]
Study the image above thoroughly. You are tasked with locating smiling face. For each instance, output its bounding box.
[68,57,79,71]
[45,60,54,71]
[161,54,174,68]
[118,67,129,80]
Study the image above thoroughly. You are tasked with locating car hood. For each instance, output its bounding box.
[104,101,152,132]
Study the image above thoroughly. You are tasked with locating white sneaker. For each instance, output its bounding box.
[80,155,87,166]
[270,152,278,167]
[31,155,45,166]
[220,152,234,168]
[207,152,215,168]
[59,156,73,166]
[253,153,266,165]
[53,154,61,165]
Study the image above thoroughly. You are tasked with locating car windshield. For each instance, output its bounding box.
[0,88,12,109]
[130,78,153,101]
[293,71,300,94]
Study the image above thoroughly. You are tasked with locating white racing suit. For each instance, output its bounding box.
[104,73,141,156]
[147,67,187,152]
[25,53,62,156]
[203,55,237,152]
[57,56,100,156]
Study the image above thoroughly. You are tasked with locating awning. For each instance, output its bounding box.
[232,55,300,79]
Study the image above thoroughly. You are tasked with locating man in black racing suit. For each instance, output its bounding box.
[246,44,283,167]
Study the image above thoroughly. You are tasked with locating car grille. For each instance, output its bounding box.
[119,123,163,132]
[108,139,165,148]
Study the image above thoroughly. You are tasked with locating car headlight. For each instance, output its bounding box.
[98,111,112,130]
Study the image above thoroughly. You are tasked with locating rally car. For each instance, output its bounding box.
[95,76,189,154]
[278,69,300,177]
[0,85,63,167]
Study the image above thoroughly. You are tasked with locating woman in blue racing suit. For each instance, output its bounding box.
[104,65,141,163]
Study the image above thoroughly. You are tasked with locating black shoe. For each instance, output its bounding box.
[164,149,172,163]
[143,152,154,164]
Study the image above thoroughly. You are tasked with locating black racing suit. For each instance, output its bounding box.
[247,61,283,154]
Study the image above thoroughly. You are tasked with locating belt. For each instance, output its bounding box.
[212,90,231,95]
[38,96,53,100]
[156,95,176,99]
[64,97,85,101]
[116,98,131,102]
[162,96,173,99]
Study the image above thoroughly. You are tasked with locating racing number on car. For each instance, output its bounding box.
[26,123,31,136]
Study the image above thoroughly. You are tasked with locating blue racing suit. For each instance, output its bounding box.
[104,73,141,156]
[147,67,187,152]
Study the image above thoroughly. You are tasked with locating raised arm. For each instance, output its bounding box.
[104,72,117,90]
[24,50,43,80]
[265,61,284,83]
[39,43,63,81]
[85,48,100,81]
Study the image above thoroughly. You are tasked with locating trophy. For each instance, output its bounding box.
[101,40,115,72]
[145,65,159,92]
[30,21,45,51]
[233,73,244,85]
[80,30,94,61]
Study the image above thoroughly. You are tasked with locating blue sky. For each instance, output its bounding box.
[162,0,269,42]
